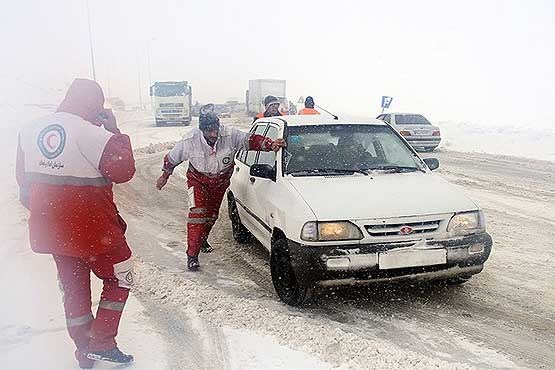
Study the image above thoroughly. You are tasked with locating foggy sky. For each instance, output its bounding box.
[1,0,554,126]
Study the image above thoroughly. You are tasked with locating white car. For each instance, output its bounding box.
[376,113,441,151]
[228,115,492,306]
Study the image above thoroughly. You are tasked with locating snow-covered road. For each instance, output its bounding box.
[114,113,555,369]
[2,109,553,369]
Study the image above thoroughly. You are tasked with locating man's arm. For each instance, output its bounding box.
[99,134,136,184]
[157,141,188,190]
[233,128,286,153]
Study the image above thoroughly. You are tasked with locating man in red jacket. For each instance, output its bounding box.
[16,79,136,368]
[157,104,285,270]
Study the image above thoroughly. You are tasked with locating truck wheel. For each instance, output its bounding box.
[270,238,315,307]
[227,194,252,244]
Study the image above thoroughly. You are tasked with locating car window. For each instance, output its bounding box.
[245,124,268,166]
[257,125,279,166]
[284,124,419,174]
[395,114,431,125]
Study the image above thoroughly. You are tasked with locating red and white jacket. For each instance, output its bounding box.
[162,125,273,177]
[16,112,135,257]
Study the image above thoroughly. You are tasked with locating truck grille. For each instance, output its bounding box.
[365,220,440,237]
[161,109,183,114]
[160,103,184,107]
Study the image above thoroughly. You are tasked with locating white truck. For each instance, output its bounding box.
[246,79,286,115]
[150,81,192,126]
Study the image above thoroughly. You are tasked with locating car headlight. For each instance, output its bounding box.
[447,211,486,237]
[301,221,363,242]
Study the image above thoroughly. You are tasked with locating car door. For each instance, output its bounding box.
[232,122,268,235]
[244,123,280,247]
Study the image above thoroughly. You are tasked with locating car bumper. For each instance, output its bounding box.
[406,137,441,148]
[287,233,492,286]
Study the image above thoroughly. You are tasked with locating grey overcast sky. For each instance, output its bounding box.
[1,0,554,126]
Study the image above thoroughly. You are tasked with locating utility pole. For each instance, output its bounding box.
[146,42,152,89]
[85,0,96,81]
[137,54,143,109]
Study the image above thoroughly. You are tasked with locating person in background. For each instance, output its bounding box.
[288,101,297,115]
[298,96,320,115]
[253,95,284,122]
[16,79,136,368]
[156,104,286,271]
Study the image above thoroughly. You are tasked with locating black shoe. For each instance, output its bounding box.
[86,347,134,364]
[201,240,214,253]
[187,255,200,271]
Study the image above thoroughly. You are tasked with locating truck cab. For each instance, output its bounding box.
[150,81,192,126]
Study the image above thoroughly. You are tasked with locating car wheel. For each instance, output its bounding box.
[270,238,315,307]
[227,194,252,244]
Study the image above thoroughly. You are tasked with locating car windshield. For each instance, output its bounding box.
[395,114,431,125]
[284,124,423,175]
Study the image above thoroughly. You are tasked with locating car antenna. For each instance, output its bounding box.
[315,104,339,120]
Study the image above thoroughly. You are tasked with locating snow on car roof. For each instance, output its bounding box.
[260,115,388,127]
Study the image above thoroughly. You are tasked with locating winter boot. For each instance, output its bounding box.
[187,255,200,271]
[75,350,95,369]
[201,240,214,253]
[86,347,134,364]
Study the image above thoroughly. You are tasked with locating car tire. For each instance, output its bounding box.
[227,193,252,244]
[270,238,315,307]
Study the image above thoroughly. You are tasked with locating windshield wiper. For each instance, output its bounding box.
[365,165,424,173]
[288,168,368,176]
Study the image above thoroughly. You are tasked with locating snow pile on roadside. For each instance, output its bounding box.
[438,120,555,162]
[136,261,477,370]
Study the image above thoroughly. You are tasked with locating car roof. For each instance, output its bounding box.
[384,112,426,116]
[258,115,388,127]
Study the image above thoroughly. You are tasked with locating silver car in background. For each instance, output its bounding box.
[377,113,441,152]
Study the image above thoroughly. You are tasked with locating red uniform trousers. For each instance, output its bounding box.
[186,166,232,257]
[52,244,133,357]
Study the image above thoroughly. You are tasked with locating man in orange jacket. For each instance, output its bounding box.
[298,96,320,115]
[253,95,284,122]
[16,79,136,368]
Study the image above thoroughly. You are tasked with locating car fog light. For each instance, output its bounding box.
[326,257,350,270]
[468,243,484,255]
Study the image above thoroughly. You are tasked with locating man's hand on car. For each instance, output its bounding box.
[271,138,286,152]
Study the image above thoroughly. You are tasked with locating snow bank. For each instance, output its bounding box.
[437,120,555,162]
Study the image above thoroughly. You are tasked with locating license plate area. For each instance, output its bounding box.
[414,130,431,136]
[378,248,446,270]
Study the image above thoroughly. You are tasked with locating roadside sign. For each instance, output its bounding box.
[381,96,393,109]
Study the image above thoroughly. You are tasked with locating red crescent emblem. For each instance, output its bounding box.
[46,133,58,149]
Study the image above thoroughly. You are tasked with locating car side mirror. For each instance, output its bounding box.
[423,158,440,171]
[250,164,275,180]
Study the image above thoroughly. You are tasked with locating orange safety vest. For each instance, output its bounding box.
[298,108,320,115]
[255,111,285,119]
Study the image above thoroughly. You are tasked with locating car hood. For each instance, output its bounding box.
[287,172,477,220]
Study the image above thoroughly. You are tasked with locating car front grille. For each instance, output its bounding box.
[365,219,441,237]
